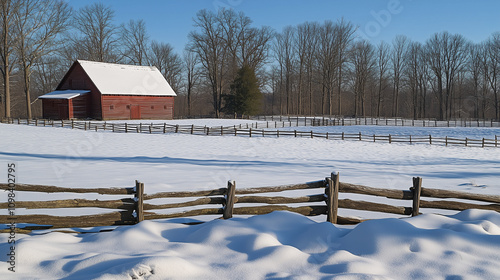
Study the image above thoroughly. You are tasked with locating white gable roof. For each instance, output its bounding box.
[39,90,90,99]
[77,60,176,96]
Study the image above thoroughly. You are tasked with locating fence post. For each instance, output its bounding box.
[445,136,448,146]
[482,138,485,148]
[411,177,422,217]
[223,180,236,219]
[341,132,345,140]
[429,135,432,145]
[249,128,252,137]
[389,134,392,144]
[191,124,194,134]
[135,180,144,223]
[358,132,361,141]
[175,125,179,133]
[326,172,339,224]
[496,135,498,147]
[221,125,223,136]
[465,137,468,147]
[125,123,128,133]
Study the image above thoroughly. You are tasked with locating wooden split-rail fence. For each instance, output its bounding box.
[2,173,500,233]
[253,115,500,128]
[1,118,499,148]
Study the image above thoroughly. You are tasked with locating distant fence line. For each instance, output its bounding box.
[1,118,499,148]
[2,173,500,233]
[252,115,500,128]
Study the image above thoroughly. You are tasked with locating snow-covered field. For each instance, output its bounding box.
[1,120,500,279]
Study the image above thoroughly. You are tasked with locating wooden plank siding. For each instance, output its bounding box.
[42,99,69,119]
[101,95,174,120]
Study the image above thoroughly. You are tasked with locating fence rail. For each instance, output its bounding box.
[253,115,500,128]
[2,173,500,233]
[1,118,499,148]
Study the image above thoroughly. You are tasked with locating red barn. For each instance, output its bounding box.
[39,60,176,120]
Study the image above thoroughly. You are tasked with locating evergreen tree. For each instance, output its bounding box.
[223,65,262,116]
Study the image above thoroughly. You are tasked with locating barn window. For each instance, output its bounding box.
[164,105,167,110]
[110,105,114,110]
[126,105,130,110]
[151,105,154,110]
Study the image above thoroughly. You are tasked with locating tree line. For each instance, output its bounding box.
[1,1,500,121]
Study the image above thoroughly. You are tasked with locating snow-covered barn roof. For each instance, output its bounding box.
[77,60,177,96]
[39,90,90,99]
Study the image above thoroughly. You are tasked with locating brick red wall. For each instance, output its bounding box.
[101,95,174,120]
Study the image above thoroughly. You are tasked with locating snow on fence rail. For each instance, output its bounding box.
[2,174,500,233]
[1,118,499,148]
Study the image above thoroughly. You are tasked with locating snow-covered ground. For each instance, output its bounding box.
[1,120,500,279]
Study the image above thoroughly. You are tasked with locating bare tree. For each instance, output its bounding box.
[274,26,295,115]
[468,43,484,119]
[15,0,71,119]
[426,32,469,120]
[335,19,356,116]
[71,2,119,62]
[375,41,390,117]
[295,22,319,115]
[406,41,424,119]
[32,55,65,95]
[486,33,500,120]
[149,40,182,93]
[188,8,272,117]
[350,40,375,116]
[120,19,149,65]
[183,49,200,116]
[391,35,409,117]
[0,0,21,118]
[188,9,229,117]
[316,21,339,115]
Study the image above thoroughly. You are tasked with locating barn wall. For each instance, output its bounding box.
[101,95,174,120]
[71,94,91,119]
[58,63,101,119]
[42,99,69,119]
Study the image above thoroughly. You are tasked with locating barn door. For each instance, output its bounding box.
[130,105,141,119]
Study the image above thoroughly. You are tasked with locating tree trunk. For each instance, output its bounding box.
[24,62,32,119]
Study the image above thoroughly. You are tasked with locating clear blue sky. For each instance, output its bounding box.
[67,0,500,53]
